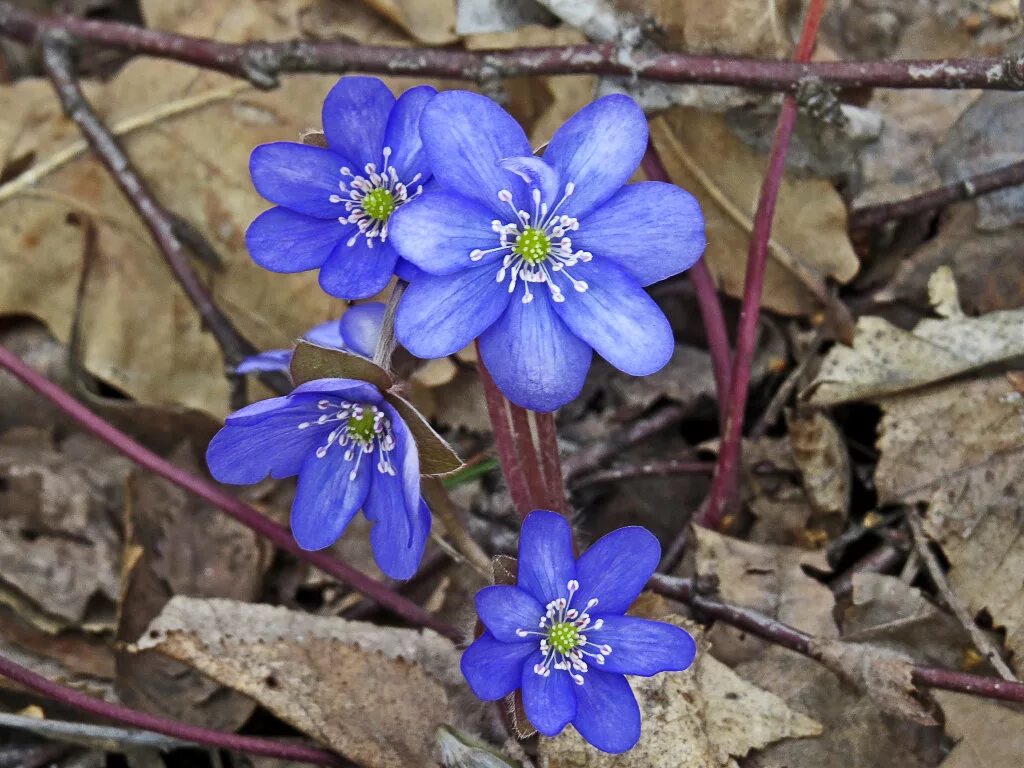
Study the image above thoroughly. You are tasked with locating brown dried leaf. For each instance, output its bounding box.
[290,341,393,391]
[650,110,858,316]
[787,410,851,529]
[383,390,464,475]
[933,691,1024,768]
[361,0,458,44]
[135,597,470,768]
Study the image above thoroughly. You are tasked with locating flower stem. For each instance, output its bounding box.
[372,279,406,372]
[534,411,568,514]
[0,343,459,642]
[0,653,345,766]
[509,404,547,513]
[696,0,826,533]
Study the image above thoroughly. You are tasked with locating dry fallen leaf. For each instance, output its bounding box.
[626,0,793,57]
[650,109,858,316]
[135,597,475,768]
[933,691,1024,768]
[362,0,458,44]
[787,410,851,531]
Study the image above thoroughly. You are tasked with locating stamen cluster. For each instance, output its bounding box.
[298,399,396,479]
[330,146,423,248]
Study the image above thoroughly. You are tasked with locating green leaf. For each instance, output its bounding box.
[290,341,392,391]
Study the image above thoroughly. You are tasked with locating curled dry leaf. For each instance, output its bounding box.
[786,410,851,530]
[135,597,473,768]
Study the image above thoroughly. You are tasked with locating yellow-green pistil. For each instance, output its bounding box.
[361,187,396,222]
[513,226,551,265]
[547,621,581,654]
[347,410,377,445]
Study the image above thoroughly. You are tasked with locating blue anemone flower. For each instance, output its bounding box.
[461,511,696,753]
[247,76,434,299]
[236,303,385,375]
[390,92,706,412]
[206,377,429,579]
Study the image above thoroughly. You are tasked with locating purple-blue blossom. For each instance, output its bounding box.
[247,76,433,299]
[390,92,706,412]
[206,378,429,579]
[461,511,696,753]
[236,303,385,375]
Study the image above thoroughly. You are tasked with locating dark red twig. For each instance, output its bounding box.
[0,654,345,766]
[648,574,1024,705]
[697,0,826,533]
[850,157,1024,229]
[534,411,568,514]
[2,3,1024,92]
[0,344,459,642]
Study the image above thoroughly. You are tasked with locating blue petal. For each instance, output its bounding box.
[478,291,591,413]
[380,402,421,526]
[543,95,648,219]
[571,670,640,754]
[552,259,674,376]
[497,156,562,207]
[420,91,531,216]
[319,237,399,300]
[395,259,423,283]
[521,655,576,736]
[461,632,535,701]
[322,76,395,168]
[236,349,292,374]
[290,378,383,405]
[291,446,371,551]
[382,85,436,184]
[476,586,544,643]
[250,143,350,219]
[589,615,696,677]
[364,475,430,580]
[206,395,323,484]
[395,266,510,358]
[575,182,706,286]
[246,207,348,273]
[389,191,500,275]
[339,303,385,358]
[303,319,346,349]
[574,526,660,616]
[517,511,576,604]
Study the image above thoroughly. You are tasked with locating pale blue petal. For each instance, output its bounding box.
[389,191,500,275]
[339,303,385,358]
[383,85,436,183]
[461,632,534,701]
[517,510,576,605]
[290,378,383,405]
[476,586,544,643]
[574,526,659,615]
[589,615,696,677]
[571,670,640,754]
[522,655,576,736]
[291,446,370,551]
[246,207,348,273]
[250,143,349,219]
[497,156,562,208]
[322,76,394,168]
[319,237,399,300]
[303,319,345,349]
[236,349,292,374]
[364,474,429,580]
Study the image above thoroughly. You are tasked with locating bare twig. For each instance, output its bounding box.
[698,0,827,532]
[907,509,1018,682]
[2,4,1024,92]
[850,158,1024,229]
[572,458,714,489]
[563,403,686,481]
[0,655,346,766]
[830,542,908,600]
[0,343,459,642]
[0,711,198,752]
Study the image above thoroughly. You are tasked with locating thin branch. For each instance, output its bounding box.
[0,343,459,642]
[907,509,1018,681]
[830,542,908,600]
[534,411,568,515]
[2,3,1023,92]
[850,158,1024,229]
[697,0,826,532]
[0,654,346,766]
[0,711,205,752]
[572,458,714,489]
[562,403,685,481]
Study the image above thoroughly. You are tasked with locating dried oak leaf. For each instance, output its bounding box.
[135,596,472,768]
[650,109,858,316]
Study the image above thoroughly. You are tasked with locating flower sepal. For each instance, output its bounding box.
[291,341,463,476]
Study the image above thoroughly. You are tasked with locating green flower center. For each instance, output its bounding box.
[347,410,377,444]
[362,188,396,222]
[513,227,551,265]
[547,622,581,654]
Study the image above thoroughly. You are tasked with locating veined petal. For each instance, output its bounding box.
[589,615,696,677]
[291,445,370,551]
[478,291,591,413]
[250,143,351,219]
[461,632,535,701]
[389,191,500,275]
[552,259,674,376]
[420,91,531,216]
[476,585,544,643]
[364,473,429,580]
[236,349,292,374]
[395,266,510,358]
[380,402,421,521]
[339,303,385,358]
[318,237,399,300]
[522,653,577,736]
[322,76,395,168]
[246,207,348,273]
[571,670,640,754]
[575,182,706,286]
[573,526,660,615]
[498,156,562,208]
[303,318,345,349]
[517,511,576,605]
[383,85,436,183]
[543,95,647,219]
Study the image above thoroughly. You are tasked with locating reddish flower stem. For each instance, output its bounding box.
[641,143,732,422]
[534,411,568,515]
[697,0,827,532]
[0,344,459,642]
[0,654,346,766]
[2,3,1023,91]
[508,404,547,513]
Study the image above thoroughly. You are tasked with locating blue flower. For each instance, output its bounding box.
[247,77,434,299]
[236,304,385,375]
[206,377,429,579]
[461,511,696,753]
[390,92,706,412]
